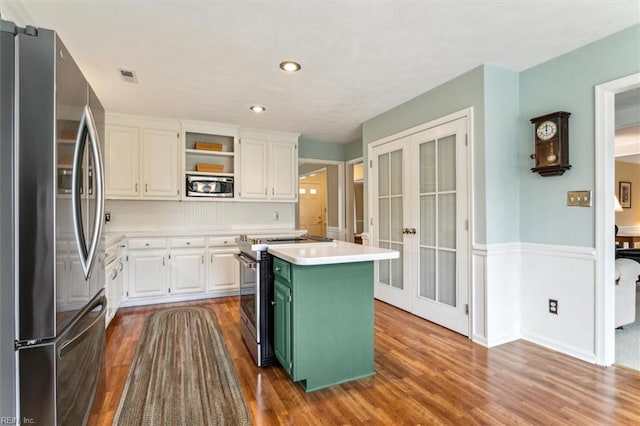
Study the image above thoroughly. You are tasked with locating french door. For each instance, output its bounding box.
[371,117,469,335]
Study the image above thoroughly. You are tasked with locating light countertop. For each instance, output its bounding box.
[268,241,399,266]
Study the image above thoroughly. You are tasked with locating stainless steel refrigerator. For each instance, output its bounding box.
[1,19,107,425]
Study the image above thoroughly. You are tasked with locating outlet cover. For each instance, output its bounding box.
[549,299,558,314]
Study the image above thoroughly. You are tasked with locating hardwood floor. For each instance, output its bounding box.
[88,297,640,425]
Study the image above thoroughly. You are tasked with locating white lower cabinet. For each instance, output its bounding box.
[208,248,238,292]
[128,248,168,298]
[122,236,238,306]
[171,248,206,294]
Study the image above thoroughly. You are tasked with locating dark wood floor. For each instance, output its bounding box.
[88,297,640,425]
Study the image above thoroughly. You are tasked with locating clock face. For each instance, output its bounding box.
[536,120,557,141]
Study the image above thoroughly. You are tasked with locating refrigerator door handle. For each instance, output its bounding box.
[71,105,105,279]
[58,292,106,360]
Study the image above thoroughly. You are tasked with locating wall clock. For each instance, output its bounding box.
[530,111,571,176]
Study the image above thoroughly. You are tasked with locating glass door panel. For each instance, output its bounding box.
[418,134,457,307]
[376,149,404,290]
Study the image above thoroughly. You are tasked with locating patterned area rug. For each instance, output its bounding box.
[113,307,252,425]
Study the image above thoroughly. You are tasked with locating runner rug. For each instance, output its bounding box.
[113,306,251,425]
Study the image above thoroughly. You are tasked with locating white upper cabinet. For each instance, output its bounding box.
[270,140,298,200]
[238,137,269,199]
[105,125,140,197]
[105,113,180,200]
[142,128,179,198]
[105,114,297,202]
[238,129,299,201]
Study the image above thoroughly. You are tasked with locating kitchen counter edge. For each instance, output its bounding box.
[268,241,399,266]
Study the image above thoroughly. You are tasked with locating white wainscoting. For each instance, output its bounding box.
[103,200,296,232]
[472,242,598,363]
[519,243,597,363]
[472,243,521,347]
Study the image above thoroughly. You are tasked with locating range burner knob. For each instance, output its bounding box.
[239,234,247,242]
[252,238,261,244]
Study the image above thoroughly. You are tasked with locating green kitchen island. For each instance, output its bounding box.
[268,241,399,392]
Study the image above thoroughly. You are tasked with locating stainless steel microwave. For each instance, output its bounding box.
[186,175,234,197]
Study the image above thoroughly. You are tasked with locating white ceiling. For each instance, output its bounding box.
[2,1,639,143]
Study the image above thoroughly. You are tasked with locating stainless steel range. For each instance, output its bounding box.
[235,234,335,366]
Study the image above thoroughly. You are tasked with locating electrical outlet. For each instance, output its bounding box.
[273,211,279,221]
[549,299,558,314]
[104,212,111,223]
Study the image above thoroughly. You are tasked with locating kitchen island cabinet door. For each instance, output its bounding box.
[274,279,292,375]
[127,249,168,298]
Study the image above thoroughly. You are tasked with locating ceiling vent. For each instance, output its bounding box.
[119,68,138,83]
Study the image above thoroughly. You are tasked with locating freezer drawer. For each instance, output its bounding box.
[18,291,106,425]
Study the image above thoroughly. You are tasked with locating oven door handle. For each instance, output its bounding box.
[234,253,257,269]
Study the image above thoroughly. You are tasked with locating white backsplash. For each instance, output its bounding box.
[103,200,296,233]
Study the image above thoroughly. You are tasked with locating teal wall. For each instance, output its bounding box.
[299,138,346,161]
[484,66,520,243]
[344,138,363,161]
[362,66,487,243]
[361,25,640,247]
[299,137,362,161]
[519,24,640,247]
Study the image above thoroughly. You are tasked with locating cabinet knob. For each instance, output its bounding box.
[275,266,281,272]
[271,301,276,305]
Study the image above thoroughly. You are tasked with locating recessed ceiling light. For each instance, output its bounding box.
[279,61,301,72]
[250,105,266,113]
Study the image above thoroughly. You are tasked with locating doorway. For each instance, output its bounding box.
[613,87,640,370]
[299,170,327,237]
[594,72,640,366]
[297,159,345,241]
[345,159,364,244]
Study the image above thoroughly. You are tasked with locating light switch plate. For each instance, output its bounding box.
[567,190,592,207]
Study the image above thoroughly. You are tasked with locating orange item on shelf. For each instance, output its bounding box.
[194,142,223,151]
[195,163,224,173]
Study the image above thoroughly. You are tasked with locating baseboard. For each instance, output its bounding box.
[486,333,521,348]
[119,289,239,308]
[472,334,488,347]
[520,331,597,364]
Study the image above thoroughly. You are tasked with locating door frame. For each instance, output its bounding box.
[367,107,474,335]
[297,158,345,240]
[345,158,364,243]
[299,171,328,237]
[595,72,640,366]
